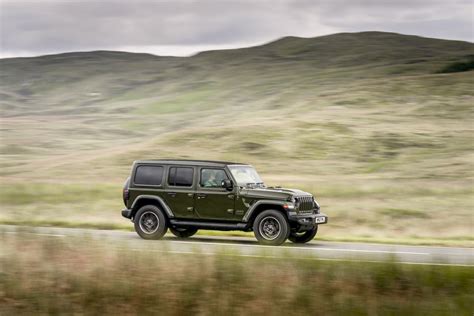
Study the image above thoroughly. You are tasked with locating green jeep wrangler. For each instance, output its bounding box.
[122,160,327,245]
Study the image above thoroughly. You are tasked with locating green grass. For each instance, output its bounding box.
[0,183,118,205]
[377,208,430,219]
[1,234,473,315]
[134,88,216,114]
[437,55,474,73]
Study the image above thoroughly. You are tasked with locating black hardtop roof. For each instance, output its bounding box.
[134,159,247,167]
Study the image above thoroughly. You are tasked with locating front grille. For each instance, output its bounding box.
[296,196,314,212]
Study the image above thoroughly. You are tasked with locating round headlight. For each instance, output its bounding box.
[312,197,320,209]
[294,197,300,208]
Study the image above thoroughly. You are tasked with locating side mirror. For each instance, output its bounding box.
[221,179,233,191]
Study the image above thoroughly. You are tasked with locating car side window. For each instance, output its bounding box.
[200,169,228,188]
[168,167,194,187]
[134,165,164,186]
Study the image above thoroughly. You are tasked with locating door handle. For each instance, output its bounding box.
[167,192,176,197]
[197,193,207,199]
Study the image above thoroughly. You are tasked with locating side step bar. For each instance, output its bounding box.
[169,219,248,231]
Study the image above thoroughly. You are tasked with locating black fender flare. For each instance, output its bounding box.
[242,200,290,222]
[131,195,174,218]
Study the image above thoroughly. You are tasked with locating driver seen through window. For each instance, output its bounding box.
[200,169,228,188]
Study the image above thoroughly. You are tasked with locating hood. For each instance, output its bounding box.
[239,186,312,200]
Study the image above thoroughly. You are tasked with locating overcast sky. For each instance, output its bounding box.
[0,0,472,58]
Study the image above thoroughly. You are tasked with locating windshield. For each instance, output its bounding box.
[228,165,264,187]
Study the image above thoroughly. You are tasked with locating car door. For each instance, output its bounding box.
[194,167,236,220]
[163,166,196,218]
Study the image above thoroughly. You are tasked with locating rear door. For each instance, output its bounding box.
[194,167,236,220]
[163,166,196,218]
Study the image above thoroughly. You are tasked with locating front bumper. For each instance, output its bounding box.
[288,212,328,225]
[121,208,132,219]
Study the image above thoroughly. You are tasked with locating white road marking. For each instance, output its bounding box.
[161,239,430,255]
[313,240,474,250]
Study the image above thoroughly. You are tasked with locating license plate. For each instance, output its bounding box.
[315,217,326,224]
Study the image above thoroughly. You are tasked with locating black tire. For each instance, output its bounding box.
[170,227,198,238]
[134,205,168,240]
[289,226,318,244]
[253,209,290,246]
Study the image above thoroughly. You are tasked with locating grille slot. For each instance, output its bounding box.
[297,196,314,212]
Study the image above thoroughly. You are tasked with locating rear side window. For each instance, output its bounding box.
[134,165,164,186]
[168,167,194,187]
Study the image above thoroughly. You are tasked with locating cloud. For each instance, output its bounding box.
[0,0,472,57]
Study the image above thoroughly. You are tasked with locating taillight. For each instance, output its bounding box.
[123,177,131,207]
[123,188,130,207]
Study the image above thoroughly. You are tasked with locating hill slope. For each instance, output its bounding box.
[0,32,473,244]
[1,31,473,116]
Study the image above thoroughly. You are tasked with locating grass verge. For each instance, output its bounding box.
[1,233,473,315]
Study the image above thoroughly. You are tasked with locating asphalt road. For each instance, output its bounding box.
[1,225,473,266]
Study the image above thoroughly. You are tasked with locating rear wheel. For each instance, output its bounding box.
[289,226,318,243]
[253,209,290,246]
[170,227,198,238]
[134,205,168,240]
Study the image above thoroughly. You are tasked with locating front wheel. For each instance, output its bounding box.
[134,205,168,240]
[289,226,318,243]
[170,227,198,238]
[253,210,290,246]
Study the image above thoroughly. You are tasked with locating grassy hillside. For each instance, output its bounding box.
[1,32,473,245]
